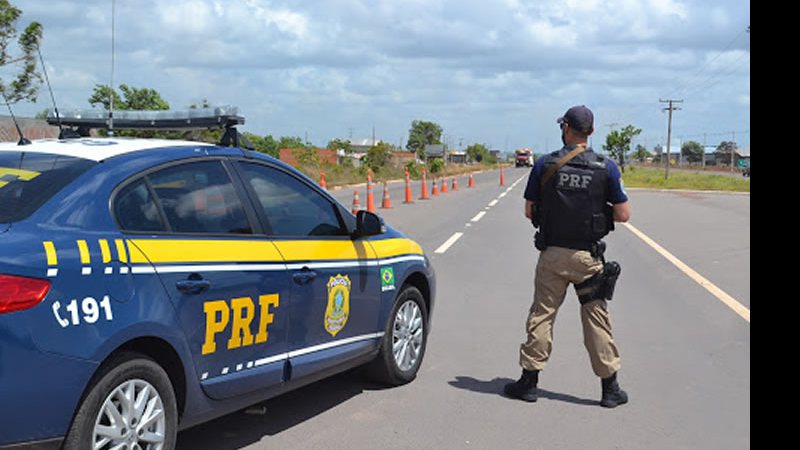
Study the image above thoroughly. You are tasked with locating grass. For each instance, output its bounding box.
[621,167,750,192]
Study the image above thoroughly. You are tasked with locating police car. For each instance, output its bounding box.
[0,108,435,449]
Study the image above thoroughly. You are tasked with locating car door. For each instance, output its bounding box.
[233,161,381,380]
[113,158,292,400]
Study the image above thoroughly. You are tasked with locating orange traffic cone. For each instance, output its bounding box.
[500,167,505,186]
[319,171,327,189]
[381,182,393,208]
[432,178,439,196]
[366,179,376,213]
[404,171,414,203]
[441,176,448,193]
[351,190,361,215]
[420,170,429,200]
[452,177,458,190]
[468,173,475,188]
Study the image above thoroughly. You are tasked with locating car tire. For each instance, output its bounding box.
[63,352,178,450]
[369,285,428,386]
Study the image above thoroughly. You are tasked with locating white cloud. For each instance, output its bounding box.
[11,0,750,150]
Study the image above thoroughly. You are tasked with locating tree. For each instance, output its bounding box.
[407,120,442,161]
[243,133,279,158]
[327,138,352,154]
[0,1,43,105]
[631,144,652,162]
[363,141,393,172]
[465,143,490,163]
[89,83,169,110]
[715,141,737,166]
[602,124,641,173]
[681,141,704,164]
[278,135,306,150]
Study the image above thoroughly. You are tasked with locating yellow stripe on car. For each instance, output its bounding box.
[99,239,112,263]
[76,240,91,265]
[369,238,424,259]
[43,241,58,266]
[273,240,378,261]
[115,239,128,263]
[127,239,284,263]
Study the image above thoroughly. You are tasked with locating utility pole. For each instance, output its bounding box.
[702,133,707,169]
[731,131,736,171]
[660,99,683,179]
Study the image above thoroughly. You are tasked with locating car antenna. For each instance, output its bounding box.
[37,46,77,139]
[108,0,116,137]
[1,91,31,146]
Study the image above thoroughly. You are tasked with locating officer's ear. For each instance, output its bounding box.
[586,127,594,136]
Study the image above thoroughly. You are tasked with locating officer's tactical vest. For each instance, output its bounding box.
[539,147,610,250]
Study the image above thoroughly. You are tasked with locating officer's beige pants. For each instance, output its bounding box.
[519,246,621,378]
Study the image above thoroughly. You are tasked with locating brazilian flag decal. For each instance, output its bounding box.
[381,267,395,292]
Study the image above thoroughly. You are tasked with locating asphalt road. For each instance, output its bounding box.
[178,167,750,450]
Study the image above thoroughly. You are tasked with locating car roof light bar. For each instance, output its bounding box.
[46,106,245,130]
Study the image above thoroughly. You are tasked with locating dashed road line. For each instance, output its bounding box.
[435,232,464,254]
[471,211,486,222]
[622,222,750,323]
[433,171,527,254]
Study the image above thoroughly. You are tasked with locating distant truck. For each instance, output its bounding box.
[515,148,533,167]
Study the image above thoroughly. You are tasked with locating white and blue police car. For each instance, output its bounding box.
[0,107,435,450]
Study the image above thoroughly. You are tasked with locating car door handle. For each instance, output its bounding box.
[293,269,317,285]
[176,279,211,294]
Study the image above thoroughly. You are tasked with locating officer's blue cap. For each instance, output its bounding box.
[557,105,594,133]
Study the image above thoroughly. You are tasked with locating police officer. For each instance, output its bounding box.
[504,105,631,408]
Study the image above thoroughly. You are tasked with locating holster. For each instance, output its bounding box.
[534,231,547,251]
[575,261,622,304]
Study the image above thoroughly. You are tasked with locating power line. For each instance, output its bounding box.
[668,26,749,99]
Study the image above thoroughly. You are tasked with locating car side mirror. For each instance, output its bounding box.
[353,210,385,238]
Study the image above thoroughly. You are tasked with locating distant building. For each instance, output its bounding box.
[424,144,445,160]
[278,148,338,167]
[1,116,58,142]
[448,150,467,164]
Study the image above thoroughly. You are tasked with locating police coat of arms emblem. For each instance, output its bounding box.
[325,274,351,336]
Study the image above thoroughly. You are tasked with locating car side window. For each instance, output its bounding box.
[237,162,346,237]
[147,160,252,234]
[114,179,166,232]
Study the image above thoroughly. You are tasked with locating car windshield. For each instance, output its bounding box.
[0,151,96,223]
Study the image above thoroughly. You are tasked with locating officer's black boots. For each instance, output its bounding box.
[600,372,628,408]
[504,369,539,402]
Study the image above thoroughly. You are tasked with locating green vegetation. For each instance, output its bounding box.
[603,124,641,173]
[623,167,750,192]
[0,1,43,104]
[407,120,443,160]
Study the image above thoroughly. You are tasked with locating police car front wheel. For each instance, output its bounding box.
[63,352,178,450]
[369,285,428,385]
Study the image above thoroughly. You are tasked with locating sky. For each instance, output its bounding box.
[7,0,750,153]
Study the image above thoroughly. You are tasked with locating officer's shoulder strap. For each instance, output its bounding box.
[540,144,586,189]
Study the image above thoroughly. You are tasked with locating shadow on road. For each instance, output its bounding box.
[447,376,597,406]
[177,369,389,450]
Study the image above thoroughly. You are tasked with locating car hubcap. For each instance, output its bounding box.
[392,300,423,371]
[93,379,166,450]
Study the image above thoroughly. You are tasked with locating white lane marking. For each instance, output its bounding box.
[435,232,464,254]
[489,199,499,207]
[471,211,486,222]
[622,222,750,323]
[498,192,507,198]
